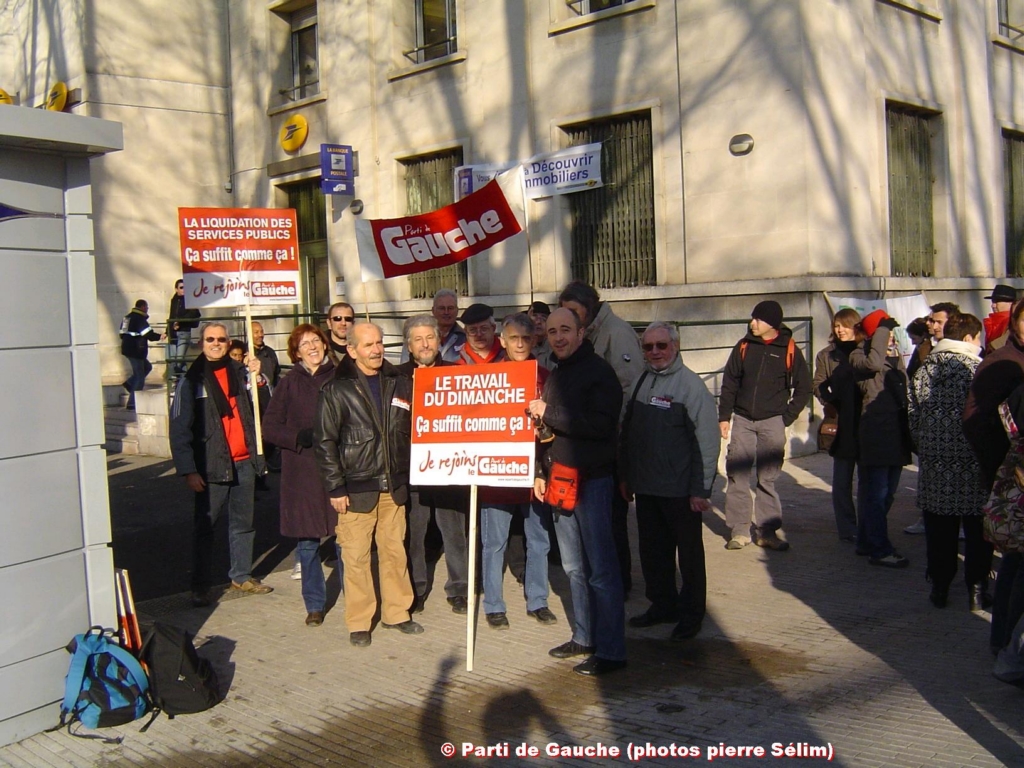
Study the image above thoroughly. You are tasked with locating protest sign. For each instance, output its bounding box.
[410,361,537,487]
[355,169,525,283]
[178,207,300,309]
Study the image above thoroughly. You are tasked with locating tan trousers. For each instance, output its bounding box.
[335,493,413,632]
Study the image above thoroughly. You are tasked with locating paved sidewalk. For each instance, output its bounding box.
[2,453,1023,767]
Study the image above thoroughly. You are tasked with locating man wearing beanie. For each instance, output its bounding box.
[718,300,811,551]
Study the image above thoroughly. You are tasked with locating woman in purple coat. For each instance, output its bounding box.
[263,324,336,626]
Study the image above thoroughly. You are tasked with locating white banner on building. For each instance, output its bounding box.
[824,292,933,367]
[454,163,514,202]
[521,143,603,199]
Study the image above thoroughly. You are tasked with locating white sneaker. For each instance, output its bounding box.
[291,562,302,580]
[903,519,926,535]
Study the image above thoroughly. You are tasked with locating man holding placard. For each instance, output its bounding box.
[529,307,626,676]
[315,322,420,647]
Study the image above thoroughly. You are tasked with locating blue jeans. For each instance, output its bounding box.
[191,460,256,590]
[125,357,152,393]
[832,457,858,540]
[167,331,191,377]
[552,475,626,661]
[295,538,326,613]
[480,501,553,614]
[856,464,902,558]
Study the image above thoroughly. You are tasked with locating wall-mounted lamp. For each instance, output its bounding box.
[729,134,754,156]
[349,199,364,215]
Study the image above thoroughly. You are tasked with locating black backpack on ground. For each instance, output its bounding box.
[140,622,222,720]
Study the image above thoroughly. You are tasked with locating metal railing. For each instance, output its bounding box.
[154,311,815,422]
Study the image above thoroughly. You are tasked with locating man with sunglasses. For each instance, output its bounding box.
[326,302,356,363]
[619,322,720,641]
[170,323,273,607]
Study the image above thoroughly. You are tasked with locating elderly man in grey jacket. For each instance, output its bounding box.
[619,322,720,641]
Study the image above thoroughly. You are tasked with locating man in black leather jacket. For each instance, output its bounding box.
[314,322,421,647]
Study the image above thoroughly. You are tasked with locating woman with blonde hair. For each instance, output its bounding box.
[812,308,862,542]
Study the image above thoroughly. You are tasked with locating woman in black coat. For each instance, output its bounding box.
[262,324,336,626]
[812,308,861,542]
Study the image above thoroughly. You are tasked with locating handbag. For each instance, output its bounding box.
[982,441,1024,554]
[544,461,579,513]
[817,418,838,453]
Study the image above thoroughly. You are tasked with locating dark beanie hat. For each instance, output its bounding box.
[751,300,783,330]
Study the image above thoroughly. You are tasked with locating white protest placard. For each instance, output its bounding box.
[411,361,537,487]
[178,207,300,308]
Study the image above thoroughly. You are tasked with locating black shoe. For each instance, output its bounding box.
[628,608,678,628]
[191,590,212,608]
[410,595,425,614]
[573,656,627,676]
[929,586,949,609]
[670,619,702,641]
[969,584,994,612]
[755,532,790,551]
[548,639,595,659]
[486,612,510,630]
[869,552,909,568]
[350,631,371,647]
[381,619,424,634]
[305,611,325,626]
[527,607,558,625]
[447,596,468,615]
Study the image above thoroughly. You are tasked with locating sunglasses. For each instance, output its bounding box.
[642,341,671,352]
[331,315,355,322]
[204,336,228,343]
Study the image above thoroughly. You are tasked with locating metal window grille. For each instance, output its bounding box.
[565,112,656,289]
[407,0,457,64]
[402,149,468,299]
[999,0,1024,41]
[285,179,329,312]
[886,106,935,277]
[1006,132,1024,277]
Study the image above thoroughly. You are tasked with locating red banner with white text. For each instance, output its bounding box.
[355,168,525,282]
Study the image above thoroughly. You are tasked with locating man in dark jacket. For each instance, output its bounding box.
[719,300,811,551]
[558,280,645,593]
[120,299,164,410]
[250,321,280,387]
[315,322,421,647]
[620,322,720,641]
[529,307,625,676]
[325,301,355,363]
[397,314,469,615]
[166,280,201,380]
[170,322,272,607]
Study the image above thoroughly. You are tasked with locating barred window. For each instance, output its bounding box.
[401,149,468,299]
[565,111,655,289]
[1006,131,1024,277]
[284,179,329,313]
[886,105,935,277]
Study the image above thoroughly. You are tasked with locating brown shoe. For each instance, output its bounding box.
[305,611,324,627]
[230,578,274,595]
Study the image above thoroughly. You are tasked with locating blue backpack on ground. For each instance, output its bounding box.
[52,626,151,743]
